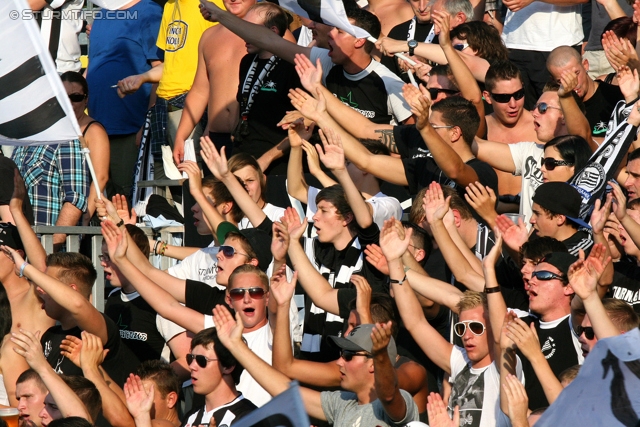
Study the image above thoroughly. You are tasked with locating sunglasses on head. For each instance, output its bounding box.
[219,245,250,259]
[541,157,573,171]
[228,287,266,301]
[340,350,372,361]
[490,88,525,104]
[575,325,595,340]
[428,88,459,100]
[453,320,486,337]
[531,270,566,282]
[186,353,217,368]
[68,93,87,102]
[532,102,562,115]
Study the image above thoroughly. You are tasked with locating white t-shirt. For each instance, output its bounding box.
[449,346,523,427]
[238,203,286,230]
[306,186,401,231]
[236,324,273,407]
[502,3,583,51]
[166,243,223,289]
[509,141,544,222]
[38,0,83,73]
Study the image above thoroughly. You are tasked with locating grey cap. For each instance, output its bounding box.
[329,324,397,362]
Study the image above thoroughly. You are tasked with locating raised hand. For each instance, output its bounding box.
[590,194,612,235]
[287,117,315,148]
[352,275,373,323]
[371,321,393,357]
[502,374,529,426]
[294,54,323,94]
[101,220,129,262]
[500,311,518,351]
[609,180,627,220]
[495,215,529,251]
[289,88,323,123]
[270,265,297,306]
[301,140,323,176]
[380,218,412,262]
[11,329,47,372]
[0,244,25,276]
[80,331,109,372]
[198,0,223,22]
[60,335,83,368]
[212,305,244,348]
[617,66,640,102]
[113,194,137,225]
[557,69,578,97]
[408,86,432,131]
[364,243,390,275]
[280,207,308,241]
[178,161,204,197]
[432,10,452,47]
[124,374,154,420]
[200,135,230,180]
[483,231,503,269]
[271,221,290,262]
[423,182,452,224]
[567,254,600,301]
[427,392,459,427]
[465,182,498,225]
[505,317,541,361]
[316,128,346,171]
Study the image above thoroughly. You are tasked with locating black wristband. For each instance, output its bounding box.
[116,218,124,227]
[484,286,501,294]
[390,275,407,285]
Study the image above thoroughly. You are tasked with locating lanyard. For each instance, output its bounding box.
[406,17,435,43]
[240,55,279,118]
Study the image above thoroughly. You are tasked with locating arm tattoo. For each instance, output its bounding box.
[374,129,399,154]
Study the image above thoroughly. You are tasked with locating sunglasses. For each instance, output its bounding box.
[428,88,459,100]
[99,254,110,263]
[540,157,573,170]
[219,245,250,259]
[186,353,218,368]
[490,88,525,104]
[340,350,372,361]
[575,325,595,340]
[228,287,266,301]
[68,93,87,102]
[531,270,566,282]
[453,43,469,51]
[532,102,562,115]
[453,320,486,337]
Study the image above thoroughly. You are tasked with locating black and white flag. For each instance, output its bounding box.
[570,100,638,219]
[0,0,81,145]
[278,0,371,39]
[233,381,310,427]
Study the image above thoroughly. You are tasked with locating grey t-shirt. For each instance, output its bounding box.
[320,389,419,427]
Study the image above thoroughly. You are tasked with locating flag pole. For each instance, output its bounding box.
[366,36,419,87]
[79,135,102,201]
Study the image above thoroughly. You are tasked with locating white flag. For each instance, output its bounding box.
[278,0,371,39]
[0,0,81,145]
[536,328,640,427]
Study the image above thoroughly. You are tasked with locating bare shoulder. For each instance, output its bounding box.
[370,0,413,34]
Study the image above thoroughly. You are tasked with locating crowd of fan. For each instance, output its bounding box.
[2,0,640,425]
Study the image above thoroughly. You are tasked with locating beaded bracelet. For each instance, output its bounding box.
[159,242,168,256]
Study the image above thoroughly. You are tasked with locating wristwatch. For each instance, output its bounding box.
[408,39,418,56]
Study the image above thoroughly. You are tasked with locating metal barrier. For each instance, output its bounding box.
[33,225,184,312]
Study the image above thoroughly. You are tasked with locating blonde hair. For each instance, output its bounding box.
[456,290,488,313]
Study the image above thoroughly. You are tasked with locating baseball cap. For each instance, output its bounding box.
[238,228,273,271]
[539,252,577,277]
[0,223,24,251]
[532,182,590,229]
[329,324,397,362]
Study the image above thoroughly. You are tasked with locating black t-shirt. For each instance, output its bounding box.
[584,81,623,137]
[235,54,300,175]
[185,279,230,315]
[325,61,407,125]
[608,260,640,314]
[41,313,140,387]
[517,315,581,411]
[381,18,434,83]
[561,229,594,256]
[0,155,34,224]
[104,289,173,363]
[181,395,259,427]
